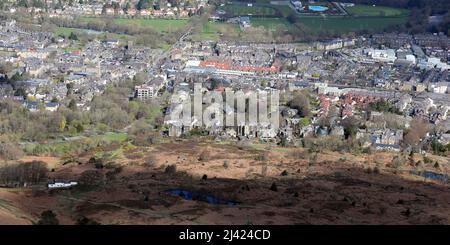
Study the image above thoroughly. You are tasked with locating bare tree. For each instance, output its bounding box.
[404,118,430,146]
[0,143,24,161]
[288,91,311,117]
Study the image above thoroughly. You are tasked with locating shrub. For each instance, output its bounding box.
[143,155,157,167]
[290,149,306,159]
[261,164,268,176]
[362,147,372,154]
[373,167,380,174]
[78,170,104,187]
[75,216,100,225]
[236,140,251,150]
[164,164,177,174]
[35,210,59,225]
[94,162,104,169]
[0,143,24,160]
[198,150,211,162]
[270,182,278,192]
[303,136,347,153]
[104,162,119,169]
[223,160,229,169]
[423,156,433,164]
[88,157,101,164]
[255,152,268,161]
[130,133,158,147]
[434,161,440,169]
[390,156,403,169]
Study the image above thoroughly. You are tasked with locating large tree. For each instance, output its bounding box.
[403,117,430,146]
[288,91,311,117]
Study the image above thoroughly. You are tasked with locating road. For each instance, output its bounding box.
[152,27,192,70]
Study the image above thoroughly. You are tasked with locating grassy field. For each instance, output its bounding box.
[203,14,407,37]
[218,2,298,17]
[345,4,409,17]
[218,4,278,16]
[216,2,409,35]
[276,5,297,17]
[23,132,128,156]
[192,22,240,41]
[251,17,291,31]
[78,17,189,33]
[112,18,189,32]
[297,15,408,33]
[53,27,86,36]
[54,27,130,40]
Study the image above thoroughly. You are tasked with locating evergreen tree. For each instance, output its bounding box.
[36,210,59,225]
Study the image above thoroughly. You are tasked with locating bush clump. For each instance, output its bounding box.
[255,152,269,161]
[78,170,104,187]
[270,182,278,192]
[35,210,59,225]
[143,155,157,167]
[223,160,229,169]
[75,216,101,225]
[198,150,211,162]
[164,164,177,174]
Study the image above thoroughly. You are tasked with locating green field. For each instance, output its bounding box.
[216,2,409,35]
[297,16,408,33]
[276,5,297,17]
[79,17,189,33]
[54,27,130,41]
[218,4,278,16]
[215,13,408,36]
[218,2,298,17]
[345,4,409,17]
[250,15,408,34]
[54,27,86,36]
[193,22,240,41]
[23,132,128,156]
[251,17,290,31]
[112,18,189,32]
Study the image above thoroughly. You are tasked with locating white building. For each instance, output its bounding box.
[239,16,251,30]
[135,84,157,100]
[418,57,449,71]
[405,54,416,64]
[48,181,78,189]
[291,0,303,10]
[428,82,448,94]
[364,49,396,63]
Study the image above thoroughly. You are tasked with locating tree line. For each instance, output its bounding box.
[0,161,48,187]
